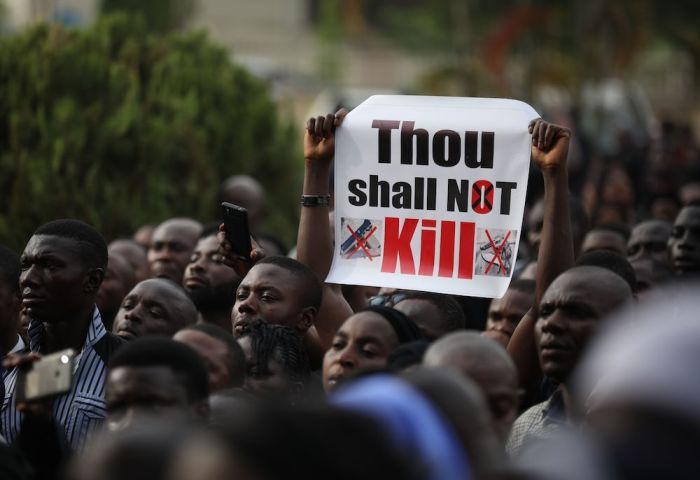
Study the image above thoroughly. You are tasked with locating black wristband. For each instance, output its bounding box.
[300,195,331,207]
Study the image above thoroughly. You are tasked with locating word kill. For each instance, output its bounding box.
[380,217,476,279]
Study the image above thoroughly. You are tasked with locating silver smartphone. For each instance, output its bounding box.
[15,349,76,402]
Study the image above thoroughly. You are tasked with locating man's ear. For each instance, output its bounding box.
[84,268,105,294]
[296,306,317,333]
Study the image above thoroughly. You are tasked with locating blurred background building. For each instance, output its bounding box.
[2,0,698,135]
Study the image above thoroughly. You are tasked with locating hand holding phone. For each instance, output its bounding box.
[15,349,76,403]
[221,202,253,258]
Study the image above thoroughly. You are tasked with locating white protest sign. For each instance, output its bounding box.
[326,95,538,298]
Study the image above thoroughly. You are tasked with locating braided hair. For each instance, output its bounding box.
[243,321,310,385]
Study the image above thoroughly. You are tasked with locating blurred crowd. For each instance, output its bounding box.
[0,106,699,480]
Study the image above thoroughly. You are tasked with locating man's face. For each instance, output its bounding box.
[535,272,613,384]
[581,230,627,256]
[628,221,671,264]
[148,223,199,283]
[238,336,295,396]
[393,298,446,340]
[173,330,231,392]
[322,312,399,392]
[113,280,187,340]
[183,236,239,312]
[105,366,191,431]
[668,206,700,274]
[232,264,305,335]
[486,288,532,340]
[97,253,134,328]
[19,235,95,323]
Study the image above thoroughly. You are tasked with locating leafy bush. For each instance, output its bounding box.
[0,14,300,250]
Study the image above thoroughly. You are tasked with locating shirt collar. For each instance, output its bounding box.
[9,336,25,355]
[83,307,107,349]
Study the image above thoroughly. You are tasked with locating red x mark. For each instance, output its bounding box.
[484,230,511,275]
[346,224,378,261]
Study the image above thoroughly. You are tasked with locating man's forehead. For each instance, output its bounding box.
[631,222,670,243]
[676,206,700,226]
[241,263,294,286]
[194,235,219,253]
[23,234,83,259]
[153,223,199,243]
[130,280,183,303]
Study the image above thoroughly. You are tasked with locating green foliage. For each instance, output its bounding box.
[0,14,300,251]
[101,0,198,33]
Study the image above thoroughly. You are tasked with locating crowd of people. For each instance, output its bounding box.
[0,108,699,480]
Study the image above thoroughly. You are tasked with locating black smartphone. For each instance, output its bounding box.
[221,202,253,258]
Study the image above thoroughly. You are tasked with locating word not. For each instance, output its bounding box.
[381,217,475,279]
[372,120,494,168]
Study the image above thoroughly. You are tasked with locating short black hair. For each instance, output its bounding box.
[255,256,322,310]
[241,321,310,385]
[509,279,536,296]
[179,323,246,387]
[109,337,209,402]
[33,219,108,270]
[0,245,20,293]
[399,291,465,331]
[575,251,637,293]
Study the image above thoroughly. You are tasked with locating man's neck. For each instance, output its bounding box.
[43,304,95,352]
[198,310,233,333]
[559,384,576,421]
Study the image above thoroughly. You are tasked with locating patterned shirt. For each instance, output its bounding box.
[506,388,567,457]
[2,308,115,449]
[1,336,28,442]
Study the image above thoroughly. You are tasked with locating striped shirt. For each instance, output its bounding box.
[1,308,115,449]
[1,336,28,442]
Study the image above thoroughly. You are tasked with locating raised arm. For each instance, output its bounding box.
[297,110,354,350]
[508,119,575,392]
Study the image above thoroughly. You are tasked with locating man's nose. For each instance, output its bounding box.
[237,295,257,314]
[337,346,357,368]
[19,265,40,289]
[539,311,565,334]
[124,303,144,323]
[677,232,695,250]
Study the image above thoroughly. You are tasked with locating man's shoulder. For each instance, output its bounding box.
[92,332,126,364]
[506,399,551,456]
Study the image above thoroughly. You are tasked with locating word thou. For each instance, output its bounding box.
[372,120,495,168]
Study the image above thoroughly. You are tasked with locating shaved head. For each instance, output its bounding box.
[219,175,266,227]
[424,331,518,442]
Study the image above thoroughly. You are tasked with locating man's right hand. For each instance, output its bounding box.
[529,118,571,172]
[3,353,53,417]
[304,108,348,166]
[216,225,265,278]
